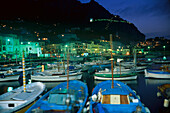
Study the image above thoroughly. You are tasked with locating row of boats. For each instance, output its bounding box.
[0,58,169,113]
[0,59,170,82]
[0,79,151,113]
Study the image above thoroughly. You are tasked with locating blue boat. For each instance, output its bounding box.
[90,80,150,113]
[26,80,88,113]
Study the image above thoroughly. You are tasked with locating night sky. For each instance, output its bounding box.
[80,0,170,39]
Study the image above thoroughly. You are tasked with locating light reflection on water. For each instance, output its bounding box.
[0,72,170,113]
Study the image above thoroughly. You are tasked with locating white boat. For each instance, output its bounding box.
[31,71,82,82]
[144,69,170,79]
[96,66,134,74]
[0,71,21,82]
[132,66,148,73]
[84,60,110,66]
[0,82,45,113]
[94,67,137,81]
[119,61,134,68]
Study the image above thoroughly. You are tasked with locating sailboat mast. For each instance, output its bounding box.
[133,48,137,71]
[22,50,26,92]
[110,34,114,88]
[67,48,69,90]
[63,53,65,72]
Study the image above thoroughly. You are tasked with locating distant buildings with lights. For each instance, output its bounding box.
[0,34,42,59]
[0,33,169,60]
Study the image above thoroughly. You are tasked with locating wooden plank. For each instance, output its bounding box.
[120,95,129,104]
[102,95,110,104]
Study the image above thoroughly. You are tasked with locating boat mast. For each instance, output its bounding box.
[110,34,114,88]
[67,47,69,90]
[58,53,60,72]
[22,50,26,92]
[133,48,137,72]
[63,53,65,73]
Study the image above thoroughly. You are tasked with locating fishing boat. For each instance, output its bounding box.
[0,82,45,113]
[94,72,137,81]
[144,69,170,79]
[94,66,137,81]
[132,66,148,73]
[0,71,21,82]
[31,71,82,82]
[26,80,88,113]
[31,55,82,82]
[90,80,149,113]
[96,67,134,74]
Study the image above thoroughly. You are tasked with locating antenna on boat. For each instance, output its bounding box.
[22,50,26,92]
[66,46,69,90]
[110,34,114,88]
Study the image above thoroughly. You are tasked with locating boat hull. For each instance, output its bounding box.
[31,72,82,82]
[145,69,170,79]
[94,73,137,81]
[0,82,45,113]
[0,74,20,82]
[94,75,137,80]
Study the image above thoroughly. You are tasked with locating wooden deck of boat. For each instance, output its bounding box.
[102,95,129,104]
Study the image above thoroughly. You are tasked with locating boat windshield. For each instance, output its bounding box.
[48,89,76,105]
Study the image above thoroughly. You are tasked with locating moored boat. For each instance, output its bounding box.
[90,80,150,113]
[0,82,45,113]
[144,69,170,79]
[26,80,88,113]
[31,71,82,82]
[94,72,137,81]
[0,71,21,82]
[94,67,137,81]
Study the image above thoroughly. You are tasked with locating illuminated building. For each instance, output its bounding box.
[0,34,42,59]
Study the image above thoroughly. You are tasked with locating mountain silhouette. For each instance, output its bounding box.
[0,0,145,44]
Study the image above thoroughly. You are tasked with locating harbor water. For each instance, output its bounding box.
[0,72,170,113]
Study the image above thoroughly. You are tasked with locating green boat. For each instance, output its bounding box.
[94,72,137,80]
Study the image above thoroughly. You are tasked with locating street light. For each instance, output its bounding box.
[148,46,150,50]
[163,46,166,60]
